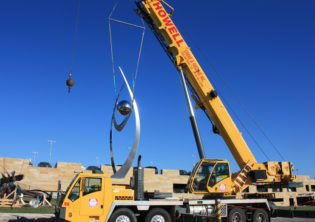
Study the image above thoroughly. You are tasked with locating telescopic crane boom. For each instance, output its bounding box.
[135,0,295,195]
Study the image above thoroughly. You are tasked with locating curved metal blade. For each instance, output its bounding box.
[110,84,132,173]
[111,66,141,178]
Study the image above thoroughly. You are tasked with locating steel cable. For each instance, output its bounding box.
[108,0,145,98]
[70,0,81,72]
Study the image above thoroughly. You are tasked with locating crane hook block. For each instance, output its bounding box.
[66,72,74,93]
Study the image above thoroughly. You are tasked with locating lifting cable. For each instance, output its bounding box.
[66,0,80,93]
[108,0,145,99]
[175,18,285,161]
[108,0,120,96]
[71,0,81,73]
[220,94,271,160]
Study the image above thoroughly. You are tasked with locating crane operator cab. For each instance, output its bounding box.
[188,159,233,195]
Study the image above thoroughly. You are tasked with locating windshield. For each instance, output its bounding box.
[193,162,215,192]
[196,162,215,178]
[65,174,79,195]
[56,175,79,208]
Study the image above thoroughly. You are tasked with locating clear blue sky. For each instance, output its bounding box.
[0,0,314,177]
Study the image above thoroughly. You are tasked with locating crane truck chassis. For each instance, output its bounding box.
[56,163,273,222]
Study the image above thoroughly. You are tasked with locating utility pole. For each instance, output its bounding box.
[48,140,56,165]
[32,152,38,166]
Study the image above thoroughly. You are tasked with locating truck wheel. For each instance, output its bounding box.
[253,209,269,222]
[145,208,171,222]
[109,208,137,222]
[228,208,246,222]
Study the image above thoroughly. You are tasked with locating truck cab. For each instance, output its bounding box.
[58,172,134,222]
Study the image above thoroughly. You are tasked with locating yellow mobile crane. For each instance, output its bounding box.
[57,1,298,222]
[135,0,295,196]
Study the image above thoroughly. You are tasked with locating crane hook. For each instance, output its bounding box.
[66,72,74,93]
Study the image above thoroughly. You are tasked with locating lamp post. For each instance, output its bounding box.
[32,152,38,166]
[48,140,56,165]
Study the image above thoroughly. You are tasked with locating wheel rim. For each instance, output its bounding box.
[232,212,242,222]
[116,215,131,222]
[257,213,266,222]
[151,214,165,222]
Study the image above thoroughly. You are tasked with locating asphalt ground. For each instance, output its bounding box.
[0,214,60,222]
[0,214,314,222]
[272,218,315,222]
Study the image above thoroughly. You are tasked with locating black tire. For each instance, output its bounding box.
[253,209,269,222]
[145,208,171,222]
[109,208,137,222]
[228,208,246,222]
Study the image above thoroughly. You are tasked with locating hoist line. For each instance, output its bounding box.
[132,18,145,96]
[108,0,120,96]
[109,20,116,96]
[220,93,271,161]
[108,0,145,101]
[71,0,81,72]
[175,17,285,161]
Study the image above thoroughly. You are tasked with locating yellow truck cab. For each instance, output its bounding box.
[58,172,134,222]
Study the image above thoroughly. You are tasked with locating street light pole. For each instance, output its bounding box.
[32,152,38,166]
[48,140,56,165]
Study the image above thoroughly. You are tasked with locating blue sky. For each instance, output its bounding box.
[0,0,314,178]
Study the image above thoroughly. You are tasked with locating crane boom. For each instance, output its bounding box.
[136,0,257,169]
[136,0,295,195]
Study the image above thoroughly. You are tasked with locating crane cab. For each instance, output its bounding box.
[188,159,233,195]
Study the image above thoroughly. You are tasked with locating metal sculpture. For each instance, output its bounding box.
[110,67,140,179]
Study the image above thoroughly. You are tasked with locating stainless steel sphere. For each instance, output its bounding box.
[117,100,132,116]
